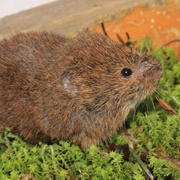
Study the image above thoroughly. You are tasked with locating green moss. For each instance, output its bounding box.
[0,36,180,179]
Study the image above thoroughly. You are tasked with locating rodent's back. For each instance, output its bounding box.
[0,32,70,142]
[0,32,162,148]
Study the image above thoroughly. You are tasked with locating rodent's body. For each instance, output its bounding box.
[0,32,162,148]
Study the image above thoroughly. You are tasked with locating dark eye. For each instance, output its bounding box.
[121,68,132,78]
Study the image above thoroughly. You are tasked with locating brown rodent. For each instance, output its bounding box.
[0,31,162,148]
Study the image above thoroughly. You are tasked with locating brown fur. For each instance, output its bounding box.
[0,31,162,148]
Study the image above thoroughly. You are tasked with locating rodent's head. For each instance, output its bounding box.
[61,32,162,117]
[115,46,162,109]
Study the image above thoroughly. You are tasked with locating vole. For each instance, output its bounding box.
[0,31,162,148]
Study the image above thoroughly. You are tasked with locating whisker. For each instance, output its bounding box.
[155,89,161,97]
[133,108,137,122]
[145,98,150,115]
[150,96,156,110]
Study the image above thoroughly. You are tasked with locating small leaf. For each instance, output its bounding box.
[135,126,143,135]
[156,98,176,114]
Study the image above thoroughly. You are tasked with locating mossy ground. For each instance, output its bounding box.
[0,37,180,180]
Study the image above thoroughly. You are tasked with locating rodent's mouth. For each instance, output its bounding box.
[134,65,162,103]
[152,65,163,82]
[144,66,162,94]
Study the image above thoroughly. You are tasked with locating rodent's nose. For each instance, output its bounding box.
[155,65,163,77]
[139,64,162,81]
[157,65,162,71]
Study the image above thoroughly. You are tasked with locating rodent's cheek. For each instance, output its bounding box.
[132,70,144,82]
[144,70,162,90]
[132,67,162,97]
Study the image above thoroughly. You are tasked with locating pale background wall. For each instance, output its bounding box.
[0,0,56,18]
[0,0,164,40]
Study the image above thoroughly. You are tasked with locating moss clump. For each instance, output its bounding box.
[0,37,180,180]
